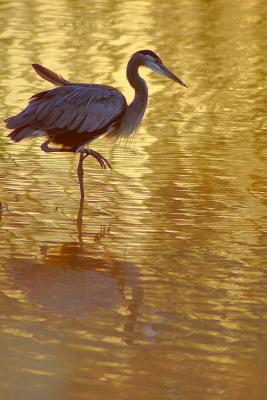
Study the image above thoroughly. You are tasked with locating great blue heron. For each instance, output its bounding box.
[5,50,187,197]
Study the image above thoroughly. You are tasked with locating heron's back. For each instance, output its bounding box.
[5,83,127,150]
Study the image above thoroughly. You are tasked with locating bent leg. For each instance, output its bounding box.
[40,140,72,153]
[84,148,111,170]
[40,140,111,169]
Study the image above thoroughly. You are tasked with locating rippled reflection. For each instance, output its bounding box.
[1,0,267,399]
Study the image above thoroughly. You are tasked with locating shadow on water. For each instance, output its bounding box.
[3,178,144,344]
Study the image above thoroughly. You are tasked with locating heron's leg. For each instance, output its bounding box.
[41,140,111,169]
[77,152,89,199]
[84,148,112,170]
[40,140,72,153]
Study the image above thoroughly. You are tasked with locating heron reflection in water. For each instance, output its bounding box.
[5,50,187,197]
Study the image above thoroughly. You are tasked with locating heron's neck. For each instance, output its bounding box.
[126,58,148,110]
[111,58,148,137]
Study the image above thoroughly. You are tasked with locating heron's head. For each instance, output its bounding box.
[133,49,187,88]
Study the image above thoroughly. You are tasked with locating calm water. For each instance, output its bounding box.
[1,0,267,399]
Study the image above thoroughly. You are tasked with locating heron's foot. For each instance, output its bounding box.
[83,149,111,170]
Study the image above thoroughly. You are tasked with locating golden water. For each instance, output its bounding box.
[0,0,267,399]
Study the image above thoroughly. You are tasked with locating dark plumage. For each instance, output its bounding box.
[6,82,126,150]
[138,50,162,62]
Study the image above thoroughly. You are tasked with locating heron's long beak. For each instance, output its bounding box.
[146,60,187,88]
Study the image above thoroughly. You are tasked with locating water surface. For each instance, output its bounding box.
[0,0,267,399]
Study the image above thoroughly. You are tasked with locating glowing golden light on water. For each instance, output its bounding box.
[0,0,267,399]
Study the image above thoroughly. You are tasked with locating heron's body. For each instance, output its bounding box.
[7,83,127,150]
[5,50,186,189]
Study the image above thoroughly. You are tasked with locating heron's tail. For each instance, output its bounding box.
[8,125,45,142]
[32,63,71,86]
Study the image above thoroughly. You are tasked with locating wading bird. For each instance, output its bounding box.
[5,50,187,197]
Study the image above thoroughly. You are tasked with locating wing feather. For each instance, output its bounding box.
[69,114,85,130]
[5,84,127,137]
[32,64,71,86]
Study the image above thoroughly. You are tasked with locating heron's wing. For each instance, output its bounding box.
[32,64,71,86]
[5,84,127,134]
